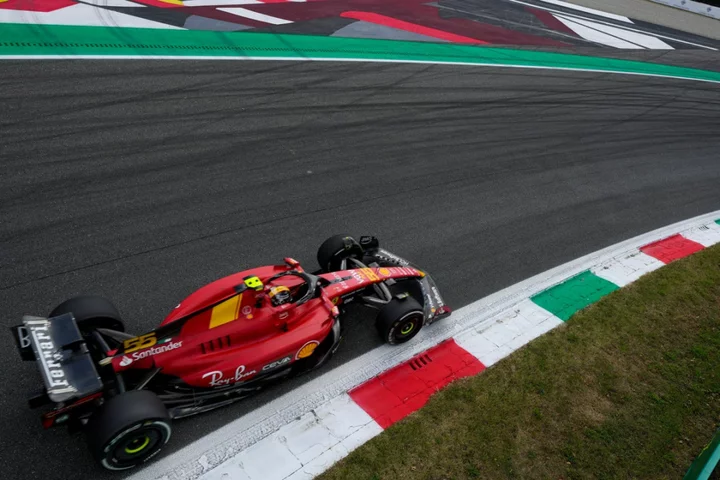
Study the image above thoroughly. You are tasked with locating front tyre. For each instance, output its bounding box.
[86,390,171,471]
[376,297,424,345]
[317,234,363,272]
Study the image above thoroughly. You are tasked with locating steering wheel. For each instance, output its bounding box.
[265,270,319,307]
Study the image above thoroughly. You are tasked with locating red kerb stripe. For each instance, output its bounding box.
[640,234,704,264]
[349,339,485,429]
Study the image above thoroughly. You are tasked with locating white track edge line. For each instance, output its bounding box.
[1,55,719,85]
[129,209,720,480]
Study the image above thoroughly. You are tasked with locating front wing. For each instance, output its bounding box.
[368,248,452,325]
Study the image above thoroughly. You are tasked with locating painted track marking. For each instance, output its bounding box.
[535,0,633,23]
[502,0,718,50]
[218,7,292,25]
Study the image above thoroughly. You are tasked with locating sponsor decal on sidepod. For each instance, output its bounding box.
[296,340,320,360]
[262,356,292,371]
[202,365,257,386]
[121,341,183,366]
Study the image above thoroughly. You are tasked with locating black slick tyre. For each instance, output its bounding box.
[49,295,125,333]
[317,234,362,272]
[86,390,171,471]
[376,296,424,345]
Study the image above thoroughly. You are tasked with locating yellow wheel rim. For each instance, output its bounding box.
[124,435,150,454]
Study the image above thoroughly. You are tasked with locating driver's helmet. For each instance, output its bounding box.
[268,285,292,307]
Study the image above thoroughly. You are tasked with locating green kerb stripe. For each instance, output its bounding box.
[2,23,720,84]
[683,427,720,480]
[531,271,619,322]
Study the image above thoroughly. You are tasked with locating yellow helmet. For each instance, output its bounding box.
[268,285,292,307]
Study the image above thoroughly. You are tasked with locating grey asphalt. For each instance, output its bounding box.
[1,59,720,480]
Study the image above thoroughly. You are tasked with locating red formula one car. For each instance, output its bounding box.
[11,235,451,470]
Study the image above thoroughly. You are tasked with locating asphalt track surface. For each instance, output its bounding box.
[1,58,720,480]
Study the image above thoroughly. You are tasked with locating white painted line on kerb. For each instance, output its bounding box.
[553,15,643,49]
[2,56,720,86]
[554,14,673,49]
[198,394,382,480]
[682,221,720,247]
[590,251,664,287]
[536,0,633,23]
[219,7,293,25]
[455,299,563,368]
[127,209,720,480]
[503,0,718,50]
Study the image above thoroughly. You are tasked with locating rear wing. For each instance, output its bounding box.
[11,314,103,403]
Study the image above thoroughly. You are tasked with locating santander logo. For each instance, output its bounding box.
[119,356,133,367]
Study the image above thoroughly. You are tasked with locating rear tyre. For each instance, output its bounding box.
[375,297,424,345]
[317,234,363,272]
[86,390,171,471]
[49,295,125,333]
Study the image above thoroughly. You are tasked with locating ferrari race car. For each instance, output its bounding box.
[11,235,451,471]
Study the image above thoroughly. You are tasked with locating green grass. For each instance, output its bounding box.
[321,245,720,480]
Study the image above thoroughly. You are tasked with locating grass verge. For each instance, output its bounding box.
[320,245,720,480]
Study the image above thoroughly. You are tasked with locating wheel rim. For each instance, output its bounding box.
[394,313,422,341]
[124,435,150,455]
[111,426,164,466]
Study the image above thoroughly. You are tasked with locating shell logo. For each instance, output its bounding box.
[296,340,320,359]
[378,268,391,277]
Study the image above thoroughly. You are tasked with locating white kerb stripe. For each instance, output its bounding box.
[591,250,665,287]
[553,15,641,48]
[198,394,380,480]
[536,0,632,23]
[219,7,293,24]
[681,222,720,248]
[455,299,563,367]
[556,14,673,49]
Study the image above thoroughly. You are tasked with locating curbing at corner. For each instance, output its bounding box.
[128,211,720,480]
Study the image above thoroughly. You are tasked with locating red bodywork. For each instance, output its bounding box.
[109,261,423,388]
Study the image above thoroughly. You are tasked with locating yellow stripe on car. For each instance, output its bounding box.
[209,294,242,329]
